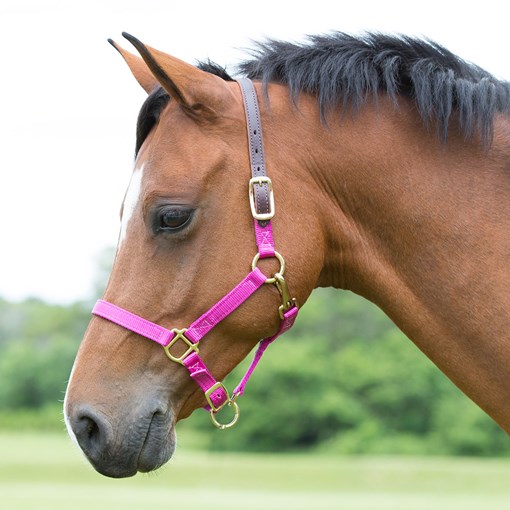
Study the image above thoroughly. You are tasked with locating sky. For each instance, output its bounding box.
[1,0,509,304]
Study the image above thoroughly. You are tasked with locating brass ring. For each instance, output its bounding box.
[251,251,286,284]
[209,400,240,430]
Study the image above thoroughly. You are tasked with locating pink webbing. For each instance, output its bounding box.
[92,268,271,412]
[183,352,227,411]
[92,268,266,348]
[254,220,275,258]
[233,305,299,398]
[186,268,267,343]
[92,300,174,347]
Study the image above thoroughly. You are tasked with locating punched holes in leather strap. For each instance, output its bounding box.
[238,78,273,224]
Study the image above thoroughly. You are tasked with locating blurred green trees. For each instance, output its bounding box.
[0,288,509,456]
[0,299,89,409]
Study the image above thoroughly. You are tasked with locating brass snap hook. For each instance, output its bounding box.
[273,272,299,319]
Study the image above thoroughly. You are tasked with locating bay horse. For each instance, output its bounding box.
[64,32,510,478]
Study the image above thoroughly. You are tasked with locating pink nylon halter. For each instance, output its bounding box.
[92,78,299,429]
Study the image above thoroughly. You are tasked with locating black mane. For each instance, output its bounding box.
[239,33,510,143]
[135,33,510,153]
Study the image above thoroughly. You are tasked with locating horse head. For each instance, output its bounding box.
[64,34,323,477]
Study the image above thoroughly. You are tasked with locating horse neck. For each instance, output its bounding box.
[274,92,510,431]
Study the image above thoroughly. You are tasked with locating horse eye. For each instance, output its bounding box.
[157,207,194,233]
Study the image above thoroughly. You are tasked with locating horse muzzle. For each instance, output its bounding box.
[65,398,176,478]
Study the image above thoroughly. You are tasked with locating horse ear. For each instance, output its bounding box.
[121,32,236,118]
[108,39,158,94]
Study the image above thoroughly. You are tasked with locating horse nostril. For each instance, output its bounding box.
[82,415,99,442]
[71,406,112,461]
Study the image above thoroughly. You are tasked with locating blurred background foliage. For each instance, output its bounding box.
[0,270,508,457]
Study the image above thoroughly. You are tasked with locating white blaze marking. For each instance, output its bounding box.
[118,164,144,248]
[63,361,79,446]
[63,164,145,447]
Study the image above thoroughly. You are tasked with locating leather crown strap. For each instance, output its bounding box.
[92,78,298,429]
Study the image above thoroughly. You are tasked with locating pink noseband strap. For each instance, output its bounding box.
[92,268,267,351]
[92,78,299,429]
[92,266,272,413]
[92,300,173,347]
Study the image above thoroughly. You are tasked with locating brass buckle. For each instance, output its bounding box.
[163,328,199,365]
[249,176,275,221]
[205,382,229,413]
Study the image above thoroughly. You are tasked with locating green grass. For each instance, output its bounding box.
[2,431,510,510]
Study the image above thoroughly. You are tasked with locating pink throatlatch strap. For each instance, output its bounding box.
[232,306,299,398]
